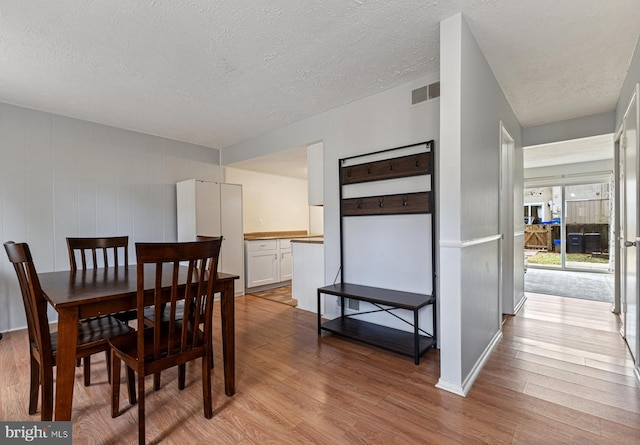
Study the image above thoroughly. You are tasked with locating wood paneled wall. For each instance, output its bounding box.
[0,102,222,332]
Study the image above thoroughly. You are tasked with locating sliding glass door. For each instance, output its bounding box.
[564,182,611,271]
[524,180,612,272]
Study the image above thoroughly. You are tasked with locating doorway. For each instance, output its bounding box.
[523,132,616,304]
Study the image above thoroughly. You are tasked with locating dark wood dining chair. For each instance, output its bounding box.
[109,238,222,444]
[142,234,222,391]
[66,236,133,320]
[3,241,134,421]
[66,236,136,384]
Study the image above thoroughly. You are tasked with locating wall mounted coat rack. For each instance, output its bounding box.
[341,151,431,185]
[341,191,431,216]
[317,140,437,365]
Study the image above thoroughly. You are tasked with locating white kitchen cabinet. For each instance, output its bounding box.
[307,141,324,206]
[246,238,292,290]
[278,239,292,281]
[177,179,244,296]
[245,239,278,287]
[246,249,279,287]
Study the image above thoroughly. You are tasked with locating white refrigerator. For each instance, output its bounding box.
[177,179,244,296]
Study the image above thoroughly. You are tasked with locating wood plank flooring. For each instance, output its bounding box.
[248,285,297,307]
[0,292,638,444]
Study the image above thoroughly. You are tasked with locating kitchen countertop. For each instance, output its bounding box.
[244,231,323,241]
[291,235,324,244]
[290,237,324,244]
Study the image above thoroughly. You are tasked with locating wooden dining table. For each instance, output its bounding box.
[38,264,238,421]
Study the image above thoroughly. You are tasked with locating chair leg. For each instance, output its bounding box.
[178,364,186,390]
[202,353,213,419]
[105,350,111,384]
[153,372,161,391]
[28,354,40,415]
[40,366,54,421]
[126,365,137,405]
[110,351,121,418]
[83,355,91,386]
[138,372,146,445]
[210,330,214,369]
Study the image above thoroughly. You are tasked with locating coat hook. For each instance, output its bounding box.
[389,161,394,171]
[357,199,363,209]
[378,197,384,208]
[415,155,420,167]
[402,196,408,207]
[347,168,352,178]
[367,164,372,174]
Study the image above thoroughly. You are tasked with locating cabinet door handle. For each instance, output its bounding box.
[274,254,277,259]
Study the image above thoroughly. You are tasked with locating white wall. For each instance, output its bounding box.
[438,13,523,395]
[222,73,440,337]
[523,112,615,147]
[309,206,324,235]
[0,102,221,333]
[223,167,309,233]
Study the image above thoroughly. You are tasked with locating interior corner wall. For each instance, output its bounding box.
[523,112,615,147]
[438,13,523,395]
[223,167,309,233]
[0,102,222,333]
[616,35,640,128]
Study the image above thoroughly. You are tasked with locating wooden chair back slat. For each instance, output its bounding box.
[66,236,129,271]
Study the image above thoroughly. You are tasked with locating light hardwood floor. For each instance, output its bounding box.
[0,292,638,444]
[248,285,297,307]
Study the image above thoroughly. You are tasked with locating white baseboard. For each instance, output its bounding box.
[461,330,503,395]
[513,294,527,314]
[435,378,466,396]
[436,329,503,397]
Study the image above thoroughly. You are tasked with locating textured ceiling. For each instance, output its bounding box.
[0,1,639,152]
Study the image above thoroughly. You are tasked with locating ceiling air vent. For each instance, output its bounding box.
[411,81,440,105]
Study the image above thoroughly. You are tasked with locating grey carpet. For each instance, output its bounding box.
[524,268,614,302]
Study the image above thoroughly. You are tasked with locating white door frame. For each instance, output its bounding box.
[614,126,624,315]
[499,122,523,316]
[617,83,640,376]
